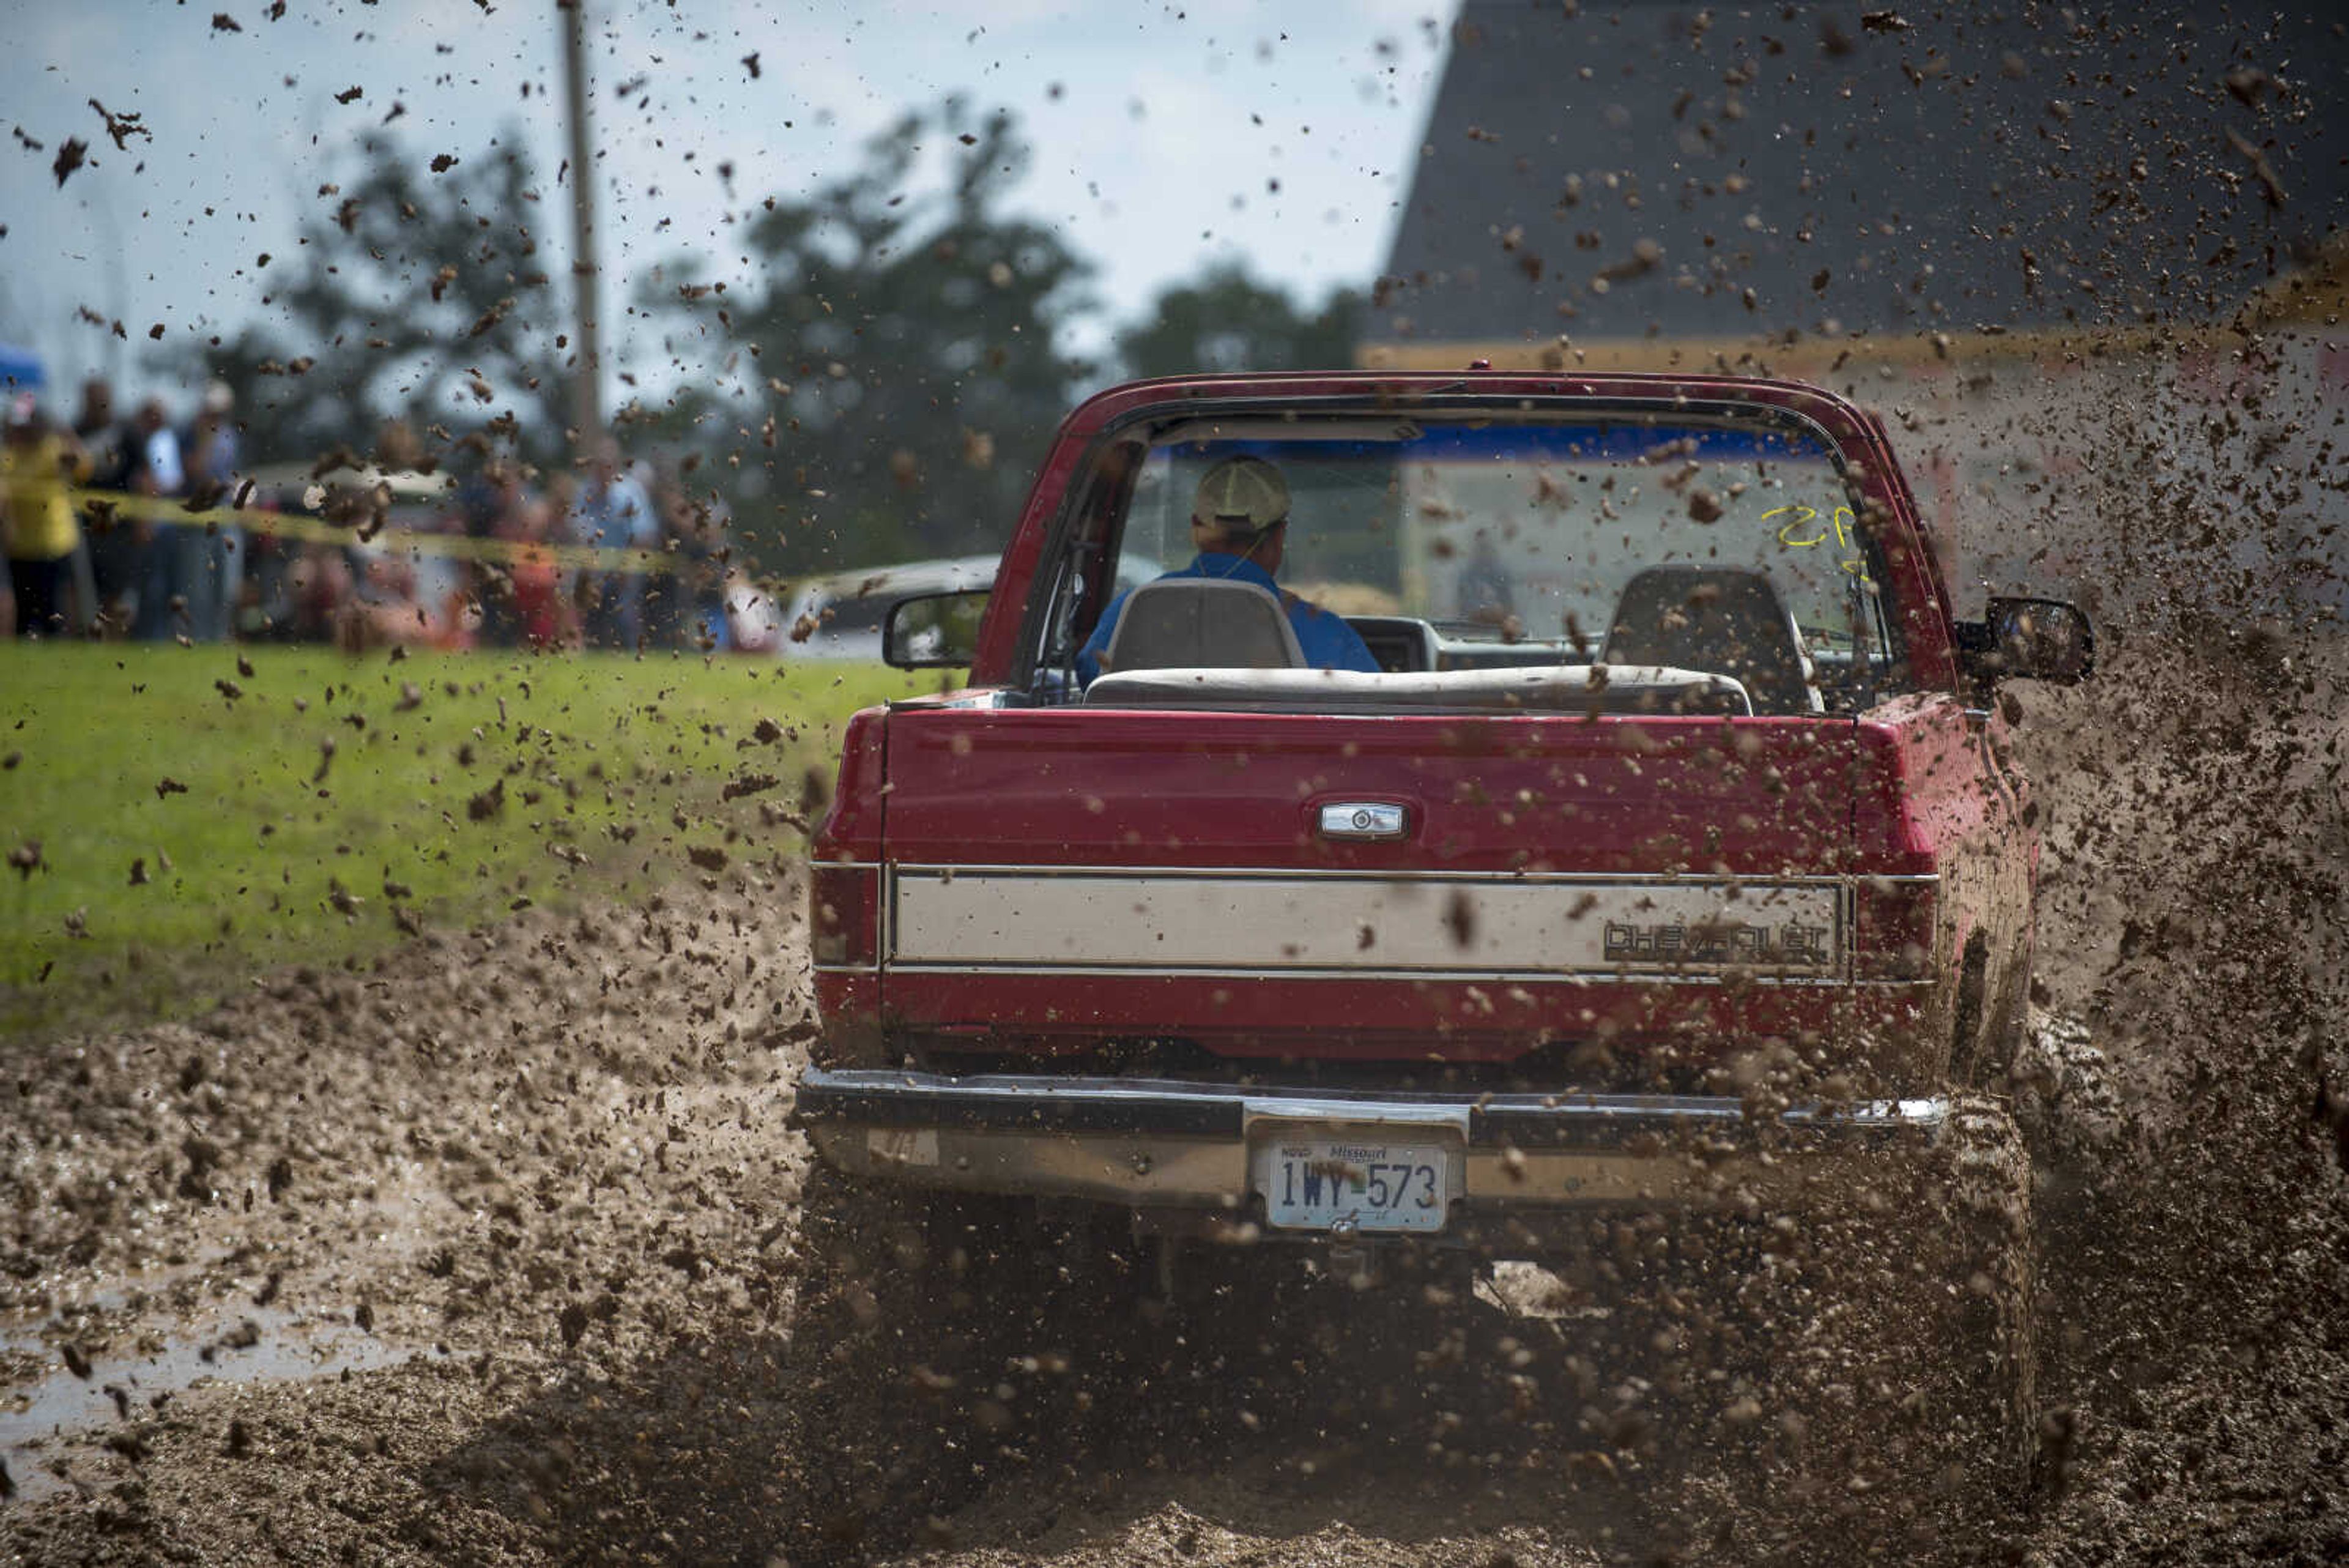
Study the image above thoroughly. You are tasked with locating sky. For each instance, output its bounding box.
[0,0,1454,409]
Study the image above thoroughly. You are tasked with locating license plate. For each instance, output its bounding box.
[1256,1130,1456,1233]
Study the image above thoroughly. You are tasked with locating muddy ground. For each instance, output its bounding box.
[3,638,2347,1566]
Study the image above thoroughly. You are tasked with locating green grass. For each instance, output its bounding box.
[0,643,940,1038]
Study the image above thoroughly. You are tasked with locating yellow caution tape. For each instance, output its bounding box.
[2,479,675,574]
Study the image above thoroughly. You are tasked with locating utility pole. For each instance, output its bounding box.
[560,0,602,450]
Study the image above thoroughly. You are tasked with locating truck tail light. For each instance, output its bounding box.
[1854,877,1936,981]
[811,861,881,969]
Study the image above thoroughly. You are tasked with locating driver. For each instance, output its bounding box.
[1078,455,1379,683]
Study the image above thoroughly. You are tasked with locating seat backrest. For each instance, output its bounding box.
[1101,577,1305,673]
[1601,565,1819,715]
[1084,664,1751,715]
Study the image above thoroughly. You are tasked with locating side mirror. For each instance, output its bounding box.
[883,588,991,669]
[1955,596,2095,686]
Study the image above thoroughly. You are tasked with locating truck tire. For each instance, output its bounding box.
[1853,1096,2035,1519]
[1987,951,2034,1087]
[1946,937,1992,1087]
[2014,1006,2128,1170]
[784,1165,1096,1561]
[1683,1098,2037,1553]
[1909,1096,2038,1495]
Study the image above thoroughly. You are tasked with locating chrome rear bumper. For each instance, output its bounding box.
[794,1067,1950,1221]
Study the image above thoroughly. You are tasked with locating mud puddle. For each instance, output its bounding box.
[2,1293,420,1500]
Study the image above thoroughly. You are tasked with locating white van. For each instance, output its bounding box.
[747,552,1160,660]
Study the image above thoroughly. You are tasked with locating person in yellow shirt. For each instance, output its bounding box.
[1,394,90,637]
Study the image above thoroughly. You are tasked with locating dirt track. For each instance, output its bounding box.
[4,641,2348,1566]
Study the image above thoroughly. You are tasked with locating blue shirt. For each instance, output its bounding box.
[1078,552,1380,684]
[571,471,656,552]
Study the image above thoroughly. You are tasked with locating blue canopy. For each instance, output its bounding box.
[0,343,45,391]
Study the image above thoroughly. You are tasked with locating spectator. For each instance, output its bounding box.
[283,537,354,645]
[73,377,136,634]
[338,550,442,652]
[505,492,571,650]
[125,396,185,641]
[1,395,90,637]
[455,456,517,646]
[1455,531,1516,626]
[541,470,581,640]
[673,484,735,652]
[568,436,656,650]
[644,456,693,650]
[236,492,299,640]
[179,382,242,642]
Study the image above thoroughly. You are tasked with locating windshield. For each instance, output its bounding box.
[1075,406,1895,709]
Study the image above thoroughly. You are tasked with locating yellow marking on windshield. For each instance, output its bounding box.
[1766,503,1871,581]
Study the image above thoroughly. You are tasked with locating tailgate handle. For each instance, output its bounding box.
[1319,802,1409,841]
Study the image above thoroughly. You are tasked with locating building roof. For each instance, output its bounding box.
[1371,1,2349,352]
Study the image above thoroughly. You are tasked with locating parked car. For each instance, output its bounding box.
[768,554,1000,660]
[734,552,1163,660]
[785,371,2093,1547]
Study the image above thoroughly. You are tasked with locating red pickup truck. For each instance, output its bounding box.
[789,371,2091,1533]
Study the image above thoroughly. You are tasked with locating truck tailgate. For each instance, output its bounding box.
[867,704,1861,1070]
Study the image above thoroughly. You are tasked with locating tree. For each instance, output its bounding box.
[1115,264,1364,380]
[163,128,565,468]
[640,100,1094,576]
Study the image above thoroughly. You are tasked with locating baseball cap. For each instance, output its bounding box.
[1191,456,1289,536]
